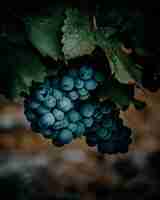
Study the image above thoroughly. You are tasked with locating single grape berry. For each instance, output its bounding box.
[52,109,64,121]
[67,110,81,122]
[94,110,104,121]
[36,105,50,115]
[34,87,49,102]
[78,88,89,97]
[52,89,63,100]
[41,128,53,138]
[86,133,98,147]
[68,90,79,101]
[57,97,73,112]
[83,117,94,128]
[63,117,69,128]
[61,76,74,91]
[79,65,94,80]
[75,78,84,89]
[53,120,65,130]
[84,79,97,90]
[43,96,56,108]
[38,113,55,128]
[68,123,78,133]
[80,104,95,118]
[74,122,85,137]
[96,127,112,141]
[57,129,73,144]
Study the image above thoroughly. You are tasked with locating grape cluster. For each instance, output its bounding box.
[85,102,132,154]
[24,65,132,154]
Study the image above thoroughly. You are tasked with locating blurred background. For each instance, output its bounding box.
[0,87,160,200]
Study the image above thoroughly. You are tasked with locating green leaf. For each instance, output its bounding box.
[0,38,46,100]
[105,48,143,84]
[24,4,65,60]
[97,77,134,109]
[62,8,96,60]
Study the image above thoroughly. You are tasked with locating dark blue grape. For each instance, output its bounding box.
[52,89,63,100]
[36,105,50,115]
[57,97,73,112]
[75,78,84,89]
[97,141,117,154]
[34,87,49,101]
[86,133,97,147]
[80,104,95,118]
[78,88,90,100]
[43,96,56,108]
[61,76,74,91]
[83,117,94,128]
[79,65,94,80]
[38,113,55,128]
[67,110,81,122]
[63,117,69,128]
[84,79,97,90]
[53,120,64,130]
[57,129,73,144]
[41,128,53,138]
[68,91,79,101]
[94,110,103,121]
[74,122,85,137]
[68,123,78,133]
[52,109,64,121]
[96,127,112,140]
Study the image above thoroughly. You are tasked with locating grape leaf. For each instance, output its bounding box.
[97,77,134,109]
[105,48,143,84]
[24,3,65,61]
[97,77,146,110]
[0,38,46,101]
[62,8,96,60]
